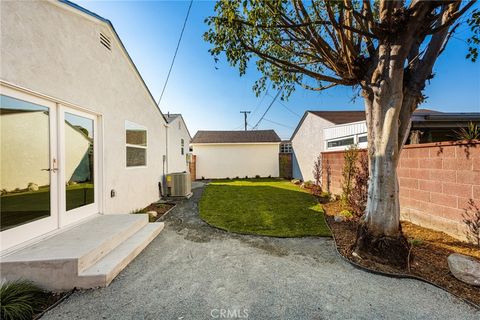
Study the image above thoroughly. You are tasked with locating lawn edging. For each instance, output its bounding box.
[324,217,480,310]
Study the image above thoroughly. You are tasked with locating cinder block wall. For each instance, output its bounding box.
[321,141,480,241]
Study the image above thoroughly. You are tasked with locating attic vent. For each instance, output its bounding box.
[100,32,111,50]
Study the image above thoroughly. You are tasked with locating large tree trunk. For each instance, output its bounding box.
[353,43,411,268]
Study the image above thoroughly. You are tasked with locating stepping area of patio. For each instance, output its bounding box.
[1,214,164,291]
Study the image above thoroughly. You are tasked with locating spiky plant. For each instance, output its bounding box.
[453,122,480,141]
[0,280,47,320]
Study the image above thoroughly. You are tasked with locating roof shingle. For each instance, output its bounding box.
[191,130,281,144]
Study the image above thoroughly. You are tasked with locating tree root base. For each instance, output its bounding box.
[353,223,410,269]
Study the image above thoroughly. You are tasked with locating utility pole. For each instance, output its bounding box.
[240,111,251,131]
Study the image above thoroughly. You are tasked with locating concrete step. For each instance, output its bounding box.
[77,222,164,289]
[0,214,150,291]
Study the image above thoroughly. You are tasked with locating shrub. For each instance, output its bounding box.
[339,209,353,219]
[245,175,248,179]
[0,280,47,320]
[303,180,314,189]
[348,152,369,220]
[341,145,359,204]
[453,121,480,141]
[463,199,480,247]
[312,154,323,188]
[255,175,261,179]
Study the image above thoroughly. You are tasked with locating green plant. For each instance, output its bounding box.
[407,238,423,272]
[339,209,353,219]
[255,175,261,179]
[453,122,480,141]
[130,208,145,214]
[341,145,359,204]
[348,152,369,220]
[0,280,47,320]
[312,154,322,187]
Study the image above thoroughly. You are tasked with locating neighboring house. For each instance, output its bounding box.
[291,111,365,181]
[165,113,192,174]
[0,0,188,289]
[292,109,480,181]
[191,130,281,179]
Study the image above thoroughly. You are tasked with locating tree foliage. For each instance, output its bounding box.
[204,0,477,98]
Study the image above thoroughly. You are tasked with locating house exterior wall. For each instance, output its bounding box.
[321,141,480,241]
[167,117,191,173]
[291,113,333,181]
[192,143,280,179]
[1,0,167,214]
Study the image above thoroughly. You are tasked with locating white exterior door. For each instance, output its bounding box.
[0,88,59,251]
[58,106,99,227]
[0,86,100,252]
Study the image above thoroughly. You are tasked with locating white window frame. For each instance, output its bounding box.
[125,120,147,168]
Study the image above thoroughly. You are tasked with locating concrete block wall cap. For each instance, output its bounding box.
[448,253,480,286]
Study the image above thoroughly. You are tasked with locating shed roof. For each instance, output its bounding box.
[191,130,281,144]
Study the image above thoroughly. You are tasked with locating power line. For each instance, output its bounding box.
[267,93,301,118]
[252,89,282,129]
[262,118,294,129]
[157,0,193,106]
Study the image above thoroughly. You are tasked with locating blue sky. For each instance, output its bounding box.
[78,1,480,140]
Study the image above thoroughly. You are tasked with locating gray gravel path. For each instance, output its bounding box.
[44,185,479,320]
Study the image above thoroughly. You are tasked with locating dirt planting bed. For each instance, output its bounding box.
[323,201,480,307]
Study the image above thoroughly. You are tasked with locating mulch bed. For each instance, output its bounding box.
[33,291,72,320]
[323,201,480,307]
[140,202,176,222]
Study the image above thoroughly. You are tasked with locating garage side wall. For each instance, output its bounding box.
[291,113,333,181]
[193,144,280,179]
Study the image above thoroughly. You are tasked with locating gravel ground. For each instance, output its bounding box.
[44,184,479,320]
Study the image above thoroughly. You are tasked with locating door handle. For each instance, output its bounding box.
[41,158,58,172]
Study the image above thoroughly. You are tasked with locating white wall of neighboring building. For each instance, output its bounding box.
[167,117,191,173]
[192,143,280,179]
[1,0,167,214]
[291,113,334,182]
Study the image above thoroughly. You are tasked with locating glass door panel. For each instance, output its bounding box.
[0,95,52,231]
[64,112,94,211]
[59,107,98,226]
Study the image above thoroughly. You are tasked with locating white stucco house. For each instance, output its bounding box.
[0,0,190,290]
[191,130,281,179]
[291,111,365,181]
[165,113,192,174]
[291,109,480,181]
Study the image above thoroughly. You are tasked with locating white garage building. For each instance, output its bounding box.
[191,130,281,179]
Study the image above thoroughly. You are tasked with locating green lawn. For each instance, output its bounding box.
[199,178,331,237]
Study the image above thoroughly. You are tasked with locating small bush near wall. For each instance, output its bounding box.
[349,152,369,220]
[341,145,359,204]
[463,199,480,247]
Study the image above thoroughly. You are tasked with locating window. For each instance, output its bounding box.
[327,137,354,148]
[126,121,147,167]
[181,139,184,155]
[358,135,368,143]
[280,142,292,153]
